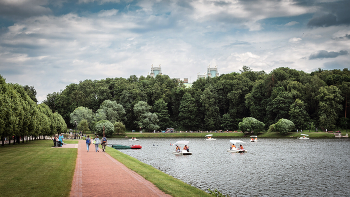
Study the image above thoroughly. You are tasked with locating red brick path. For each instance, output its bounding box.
[70,141,171,197]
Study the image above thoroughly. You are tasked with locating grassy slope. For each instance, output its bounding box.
[105,146,211,197]
[0,140,77,197]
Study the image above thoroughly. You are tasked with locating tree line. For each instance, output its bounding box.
[0,75,67,146]
[43,66,350,133]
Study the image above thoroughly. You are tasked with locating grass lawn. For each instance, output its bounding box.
[0,140,77,197]
[105,146,211,197]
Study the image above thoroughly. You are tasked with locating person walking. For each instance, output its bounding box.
[94,135,100,152]
[86,135,91,152]
[101,136,107,152]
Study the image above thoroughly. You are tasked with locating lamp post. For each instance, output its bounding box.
[74,120,77,139]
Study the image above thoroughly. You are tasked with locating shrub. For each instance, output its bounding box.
[94,120,114,137]
[274,118,295,134]
[114,121,126,135]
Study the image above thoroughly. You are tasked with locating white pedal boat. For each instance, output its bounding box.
[227,140,247,153]
[205,134,216,140]
[173,141,192,155]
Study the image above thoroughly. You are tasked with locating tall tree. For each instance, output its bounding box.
[201,85,220,130]
[316,86,343,130]
[178,93,198,130]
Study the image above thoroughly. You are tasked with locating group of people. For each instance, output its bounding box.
[175,145,190,152]
[230,144,244,150]
[52,134,64,147]
[85,135,108,152]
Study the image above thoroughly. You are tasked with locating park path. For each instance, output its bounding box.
[70,140,171,197]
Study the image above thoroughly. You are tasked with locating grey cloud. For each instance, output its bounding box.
[309,50,348,60]
[307,0,350,27]
[334,34,350,40]
[224,41,251,48]
[0,0,52,21]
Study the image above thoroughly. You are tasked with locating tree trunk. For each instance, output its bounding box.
[1,136,4,146]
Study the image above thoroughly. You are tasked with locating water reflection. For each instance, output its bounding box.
[108,138,350,196]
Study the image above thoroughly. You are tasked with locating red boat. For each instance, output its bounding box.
[131,145,142,149]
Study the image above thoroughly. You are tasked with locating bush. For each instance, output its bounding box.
[77,119,90,133]
[94,120,114,137]
[114,121,126,135]
[274,118,295,134]
[238,117,265,133]
[268,124,275,132]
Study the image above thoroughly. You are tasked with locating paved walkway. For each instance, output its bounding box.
[70,141,171,197]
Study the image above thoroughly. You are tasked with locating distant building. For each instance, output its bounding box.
[150,64,162,77]
[197,65,219,79]
[183,78,188,83]
[207,65,219,78]
[197,73,206,79]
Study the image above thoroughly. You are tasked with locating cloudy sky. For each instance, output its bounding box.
[0,0,349,103]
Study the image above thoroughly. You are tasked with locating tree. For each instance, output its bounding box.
[274,118,295,134]
[77,119,90,133]
[178,93,198,130]
[95,120,114,137]
[70,106,95,130]
[238,117,265,133]
[220,113,235,131]
[153,98,171,130]
[316,86,343,130]
[114,121,126,135]
[137,112,160,132]
[95,100,126,124]
[201,85,220,130]
[289,99,309,130]
[133,101,159,131]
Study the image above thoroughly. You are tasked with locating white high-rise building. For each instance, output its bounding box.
[150,64,162,77]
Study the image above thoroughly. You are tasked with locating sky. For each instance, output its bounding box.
[0,0,349,103]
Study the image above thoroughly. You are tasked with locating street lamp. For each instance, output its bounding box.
[74,120,77,139]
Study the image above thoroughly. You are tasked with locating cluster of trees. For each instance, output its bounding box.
[0,75,67,145]
[43,66,350,132]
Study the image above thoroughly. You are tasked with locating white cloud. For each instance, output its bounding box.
[289,37,302,43]
[285,21,299,26]
[98,9,118,17]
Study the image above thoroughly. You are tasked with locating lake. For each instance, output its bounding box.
[107,137,350,196]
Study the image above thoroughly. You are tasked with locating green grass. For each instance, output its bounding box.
[0,140,77,197]
[105,146,211,197]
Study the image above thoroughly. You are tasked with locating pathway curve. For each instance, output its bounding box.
[70,141,171,197]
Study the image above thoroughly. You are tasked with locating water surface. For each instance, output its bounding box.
[108,138,350,196]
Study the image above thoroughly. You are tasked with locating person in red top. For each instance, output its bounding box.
[240,144,244,150]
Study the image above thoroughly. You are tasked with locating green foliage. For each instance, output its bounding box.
[220,113,235,130]
[239,117,265,133]
[114,121,126,135]
[70,106,95,130]
[153,98,171,130]
[274,118,295,134]
[77,119,90,133]
[94,120,114,137]
[96,100,126,124]
[316,86,343,130]
[268,123,275,132]
[40,68,350,133]
[289,99,309,130]
[178,92,199,130]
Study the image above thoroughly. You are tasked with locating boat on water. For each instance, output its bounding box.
[112,144,142,149]
[173,141,192,155]
[227,140,247,153]
[250,136,258,142]
[205,134,216,140]
[129,137,139,141]
[298,134,309,139]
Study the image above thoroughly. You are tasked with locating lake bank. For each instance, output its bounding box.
[111,131,348,139]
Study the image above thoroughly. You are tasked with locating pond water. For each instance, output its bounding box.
[108,137,350,196]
